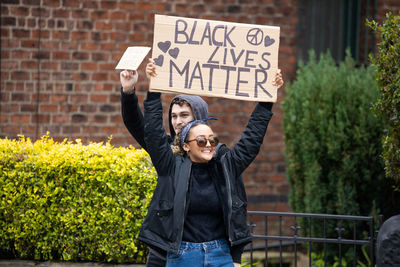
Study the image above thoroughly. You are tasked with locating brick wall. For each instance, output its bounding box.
[1,0,398,213]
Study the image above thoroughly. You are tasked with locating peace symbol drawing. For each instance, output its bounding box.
[247,28,275,47]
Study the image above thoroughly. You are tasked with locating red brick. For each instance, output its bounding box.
[41,61,59,70]
[101,42,116,50]
[40,104,58,112]
[120,1,136,10]
[2,16,17,26]
[37,94,50,102]
[22,0,40,5]
[72,114,88,123]
[12,115,30,124]
[81,62,98,71]
[72,51,89,60]
[33,51,50,60]
[81,105,97,112]
[90,115,105,123]
[2,104,19,112]
[114,21,130,31]
[71,94,88,103]
[110,32,127,41]
[32,29,50,39]
[21,125,37,134]
[128,12,145,21]
[0,114,9,123]
[91,31,107,42]
[110,11,126,20]
[137,3,154,11]
[101,1,117,9]
[52,51,70,60]
[1,61,18,69]
[43,0,60,7]
[71,31,89,40]
[62,125,80,134]
[99,63,114,71]
[31,7,50,17]
[27,18,36,27]
[101,126,119,134]
[10,6,29,16]
[92,52,109,61]
[83,1,98,8]
[62,0,79,8]
[103,83,114,92]
[82,125,100,133]
[72,10,89,19]
[2,125,21,135]
[51,30,70,39]
[52,114,69,123]
[90,94,107,103]
[51,94,67,102]
[32,114,50,123]
[21,60,38,69]
[80,42,99,50]
[1,28,10,38]
[95,21,113,30]
[91,10,109,20]
[21,40,37,48]
[11,71,30,80]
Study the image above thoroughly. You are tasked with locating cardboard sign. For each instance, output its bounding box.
[115,46,151,70]
[150,15,280,102]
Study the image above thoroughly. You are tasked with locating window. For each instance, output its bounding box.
[297,0,376,65]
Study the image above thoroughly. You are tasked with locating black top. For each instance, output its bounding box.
[183,162,225,243]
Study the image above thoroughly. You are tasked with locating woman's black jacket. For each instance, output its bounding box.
[139,92,273,255]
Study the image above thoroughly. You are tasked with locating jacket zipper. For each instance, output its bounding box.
[222,160,233,245]
[177,163,191,251]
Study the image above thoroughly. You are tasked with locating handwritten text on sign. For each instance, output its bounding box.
[150,15,280,102]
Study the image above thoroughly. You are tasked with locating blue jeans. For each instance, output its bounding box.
[166,239,234,267]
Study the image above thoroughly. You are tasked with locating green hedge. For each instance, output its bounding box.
[282,51,391,221]
[0,134,157,263]
[368,13,400,188]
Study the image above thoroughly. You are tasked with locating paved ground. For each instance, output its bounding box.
[0,261,145,267]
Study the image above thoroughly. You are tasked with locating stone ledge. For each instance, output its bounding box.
[0,260,145,267]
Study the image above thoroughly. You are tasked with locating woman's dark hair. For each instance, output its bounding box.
[171,122,208,155]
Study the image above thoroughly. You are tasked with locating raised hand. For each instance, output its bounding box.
[120,70,138,93]
[146,58,157,79]
[273,69,284,89]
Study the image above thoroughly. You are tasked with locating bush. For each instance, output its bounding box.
[0,134,157,263]
[282,51,393,223]
[367,13,400,190]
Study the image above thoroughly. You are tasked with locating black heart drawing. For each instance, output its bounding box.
[158,41,171,53]
[264,36,275,47]
[154,55,164,67]
[168,47,180,59]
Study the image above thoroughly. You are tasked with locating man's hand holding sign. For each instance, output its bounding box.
[149,14,281,102]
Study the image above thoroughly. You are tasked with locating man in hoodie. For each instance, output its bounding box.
[120,60,209,267]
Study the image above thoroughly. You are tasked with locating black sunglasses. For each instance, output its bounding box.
[187,136,219,147]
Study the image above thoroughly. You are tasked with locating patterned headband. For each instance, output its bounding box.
[180,117,218,149]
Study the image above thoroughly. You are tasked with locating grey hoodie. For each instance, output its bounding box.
[168,94,208,139]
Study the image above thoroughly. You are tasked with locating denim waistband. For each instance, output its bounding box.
[180,239,228,250]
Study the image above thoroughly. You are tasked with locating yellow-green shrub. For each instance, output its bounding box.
[0,134,157,263]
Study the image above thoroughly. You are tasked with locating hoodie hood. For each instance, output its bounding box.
[168,94,208,138]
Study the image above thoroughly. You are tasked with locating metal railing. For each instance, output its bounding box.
[245,211,377,267]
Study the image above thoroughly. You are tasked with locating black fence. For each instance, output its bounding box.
[245,211,378,267]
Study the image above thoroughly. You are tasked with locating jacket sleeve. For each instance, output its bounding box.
[226,102,273,177]
[120,87,147,149]
[143,92,175,176]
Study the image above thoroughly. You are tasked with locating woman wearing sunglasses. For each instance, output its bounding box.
[139,72,283,267]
